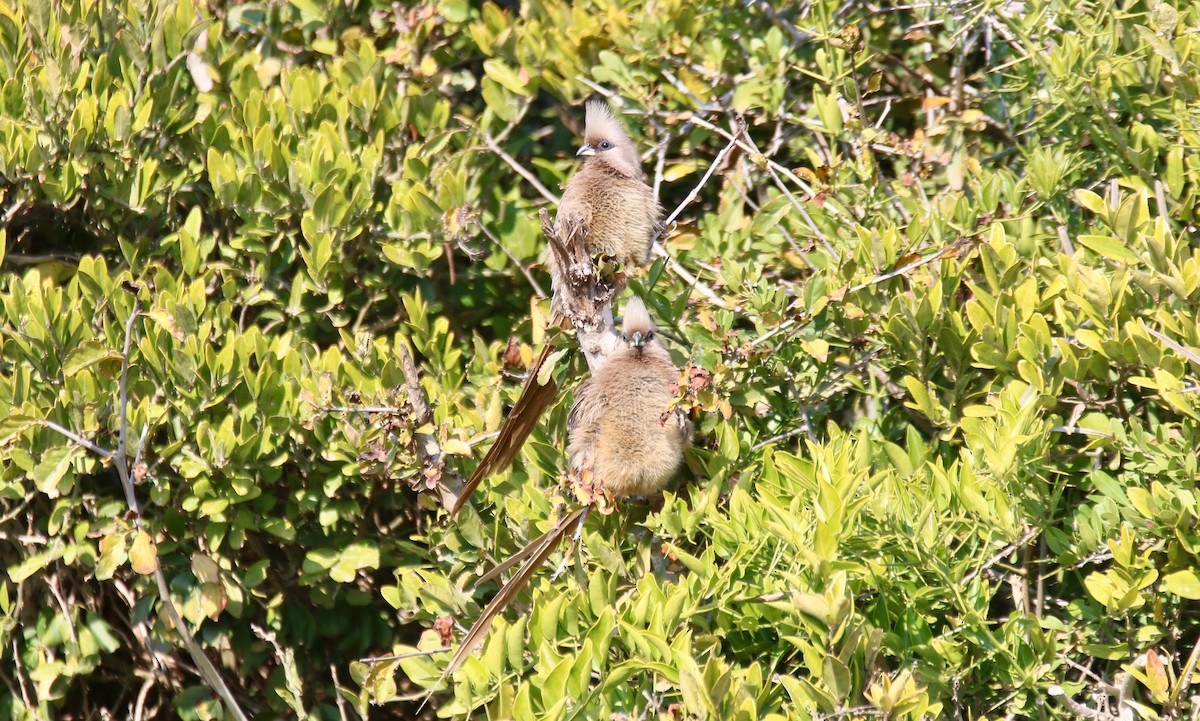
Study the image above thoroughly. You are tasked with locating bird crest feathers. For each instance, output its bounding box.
[623,296,653,337]
[584,100,630,147]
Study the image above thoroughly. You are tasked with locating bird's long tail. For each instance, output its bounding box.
[417,506,588,712]
[451,342,561,517]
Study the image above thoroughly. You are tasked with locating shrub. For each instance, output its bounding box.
[2,0,1199,719]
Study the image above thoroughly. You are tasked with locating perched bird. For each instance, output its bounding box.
[567,296,688,500]
[451,101,661,517]
[551,99,663,295]
[419,297,689,712]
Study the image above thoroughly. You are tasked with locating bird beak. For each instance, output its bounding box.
[576,143,596,157]
[629,331,645,348]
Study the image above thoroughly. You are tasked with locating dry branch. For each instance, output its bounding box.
[539,209,624,371]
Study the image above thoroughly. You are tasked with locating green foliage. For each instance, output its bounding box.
[3,0,1200,719]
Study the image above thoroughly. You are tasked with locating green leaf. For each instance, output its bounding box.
[482,59,529,96]
[32,446,78,496]
[537,348,568,386]
[1073,189,1109,218]
[96,533,129,580]
[331,542,380,583]
[8,546,61,583]
[62,340,122,377]
[1077,234,1140,264]
[1162,570,1200,599]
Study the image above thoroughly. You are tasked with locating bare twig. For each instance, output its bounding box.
[749,239,968,348]
[658,118,745,233]
[115,307,140,512]
[359,647,450,664]
[10,637,32,708]
[1170,641,1200,708]
[396,339,461,510]
[477,221,547,298]
[687,114,850,218]
[330,664,351,721]
[652,132,671,199]
[1048,651,1156,721]
[1,190,30,226]
[1050,425,1114,439]
[477,132,560,205]
[396,342,432,426]
[45,574,79,646]
[133,676,154,721]
[650,245,731,310]
[642,120,749,312]
[318,405,407,414]
[38,419,113,458]
[1141,322,1200,370]
[846,240,964,294]
[963,527,1040,583]
[744,0,812,45]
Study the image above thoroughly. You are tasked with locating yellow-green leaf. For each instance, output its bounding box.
[130,530,159,574]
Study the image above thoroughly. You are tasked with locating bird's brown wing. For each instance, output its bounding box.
[565,373,610,476]
[450,343,562,517]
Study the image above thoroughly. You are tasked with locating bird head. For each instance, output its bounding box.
[577,100,643,179]
[622,296,656,353]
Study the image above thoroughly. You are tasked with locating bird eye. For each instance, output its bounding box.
[646,330,655,341]
[598,140,613,150]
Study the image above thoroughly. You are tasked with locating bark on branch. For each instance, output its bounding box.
[539,209,623,371]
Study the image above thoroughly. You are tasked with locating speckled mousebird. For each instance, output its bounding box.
[451,101,663,517]
[549,100,663,305]
[567,295,688,500]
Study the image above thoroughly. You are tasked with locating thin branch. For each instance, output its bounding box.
[749,425,808,452]
[45,574,79,646]
[846,240,964,293]
[330,664,352,721]
[1141,321,1200,370]
[38,419,114,458]
[963,526,1040,583]
[477,130,560,205]
[115,306,140,512]
[396,338,460,509]
[133,676,154,721]
[687,114,850,218]
[10,637,32,709]
[396,342,432,426]
[745,0,813,46]
[1,190,30,226]
[132,423,150,470]
[477,221,547,298]
[645,120,748,312]
[1050,425,1114,439]
[749,239,968,348]
[652,131,671,200]
[318,405,408,414]
[359,647,450,664]
[658,118,745,232]
[650,245,730,310]
[1170,641,1200,708]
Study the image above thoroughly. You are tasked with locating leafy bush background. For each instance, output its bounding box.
[2,0,1200,718]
